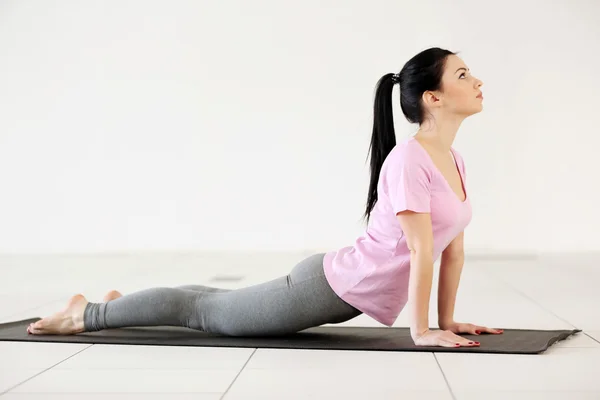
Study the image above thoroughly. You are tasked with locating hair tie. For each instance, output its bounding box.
[391,73,400,83]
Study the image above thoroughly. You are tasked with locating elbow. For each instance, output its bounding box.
[408,244,434,260]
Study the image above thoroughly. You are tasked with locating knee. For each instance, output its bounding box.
[172,293,207,331]
[184,295,244,335]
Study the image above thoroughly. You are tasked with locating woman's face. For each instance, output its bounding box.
[437,54,484,117]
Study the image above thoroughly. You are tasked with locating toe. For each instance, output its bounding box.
[32,319,46,330]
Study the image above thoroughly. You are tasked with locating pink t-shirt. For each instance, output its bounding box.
[323,137,472,326]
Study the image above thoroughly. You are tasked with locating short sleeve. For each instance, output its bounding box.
[386,156,432,214]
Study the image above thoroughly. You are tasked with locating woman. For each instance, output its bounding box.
[28,47,503,348]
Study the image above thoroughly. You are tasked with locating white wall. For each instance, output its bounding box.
[0,0,598,255]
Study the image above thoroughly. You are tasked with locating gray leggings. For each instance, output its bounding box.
[83,253,362,336]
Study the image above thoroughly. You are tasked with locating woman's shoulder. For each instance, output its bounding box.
[386,137,432,167]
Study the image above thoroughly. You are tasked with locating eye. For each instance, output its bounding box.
[459,73,466,79]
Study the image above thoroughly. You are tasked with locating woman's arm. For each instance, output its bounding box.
[437,232,504,335]
[396,211,434,340]
[437,232,465,329]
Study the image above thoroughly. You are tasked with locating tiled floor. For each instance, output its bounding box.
[0,251,598,399]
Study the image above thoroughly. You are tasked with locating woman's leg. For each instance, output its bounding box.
[174,285,231,294]
[195,253,362,336]
[101,285,230,303]
[29,253,361,336]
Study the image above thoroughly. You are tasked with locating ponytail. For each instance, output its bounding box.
[363,73,398,224]
[362,48,455,224]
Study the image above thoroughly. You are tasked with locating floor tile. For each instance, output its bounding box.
[10,369,238,393]
[553,331,599,348]
[0,300,70,324]
[247,348,435,370]
[454,391,600,400]
[57,344,254,370]
[527,297,600,331]
[0,342,90,369]
[483,261,600,330]
[0,295,66,321]
[437,348,600,392]
[223,368,451,399]
[585,331,600,343]
[223,389,452,400]
[0,370,43,393]
[388,294,573,331]
[231,354,447,391]
[1,394,222,399]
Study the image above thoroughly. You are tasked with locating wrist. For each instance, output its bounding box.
[410,326,429,340]
[438,319,455,330]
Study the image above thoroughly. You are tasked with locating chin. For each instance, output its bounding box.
[457,102,484,118]
[470,104,484,115]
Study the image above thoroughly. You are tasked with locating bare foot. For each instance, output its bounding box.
[28,294,88,335]
[102,290,123,302]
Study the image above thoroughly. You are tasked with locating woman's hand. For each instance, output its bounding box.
[412,329,480,347]
[440,321,504,335]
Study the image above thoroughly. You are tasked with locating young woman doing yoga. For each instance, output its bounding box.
[28,47,503,348]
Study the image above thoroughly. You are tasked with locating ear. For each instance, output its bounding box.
[422,90,441,108]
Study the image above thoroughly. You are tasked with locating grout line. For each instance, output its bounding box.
[513,288,578,329]
[584,332,600,345]
[433,353,456,400]
[513,288,578,328]
[0,344,94,396]
[482,269,580,329]
[219,348,257,400]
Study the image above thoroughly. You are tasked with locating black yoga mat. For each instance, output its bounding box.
[0,318,580,354]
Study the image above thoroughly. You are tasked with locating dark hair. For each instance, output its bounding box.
[362,47,455,224]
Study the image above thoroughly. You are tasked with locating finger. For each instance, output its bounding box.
[473,325,493,335]
[469,325,484,335]
[442,333,475,347]
[442,339,480,348]
[480,326,503,334]
[460,338,480,346]
[439,339,462,348]
[443,332,465,344]
[455,324,477,335]
[439,333,463,347]
[452,333,480,347]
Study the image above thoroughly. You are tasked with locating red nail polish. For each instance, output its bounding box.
[475,330,481,334]
[475,342,480,345]
[469,342,474,344]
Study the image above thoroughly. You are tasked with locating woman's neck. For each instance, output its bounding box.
[414,113,464,152]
